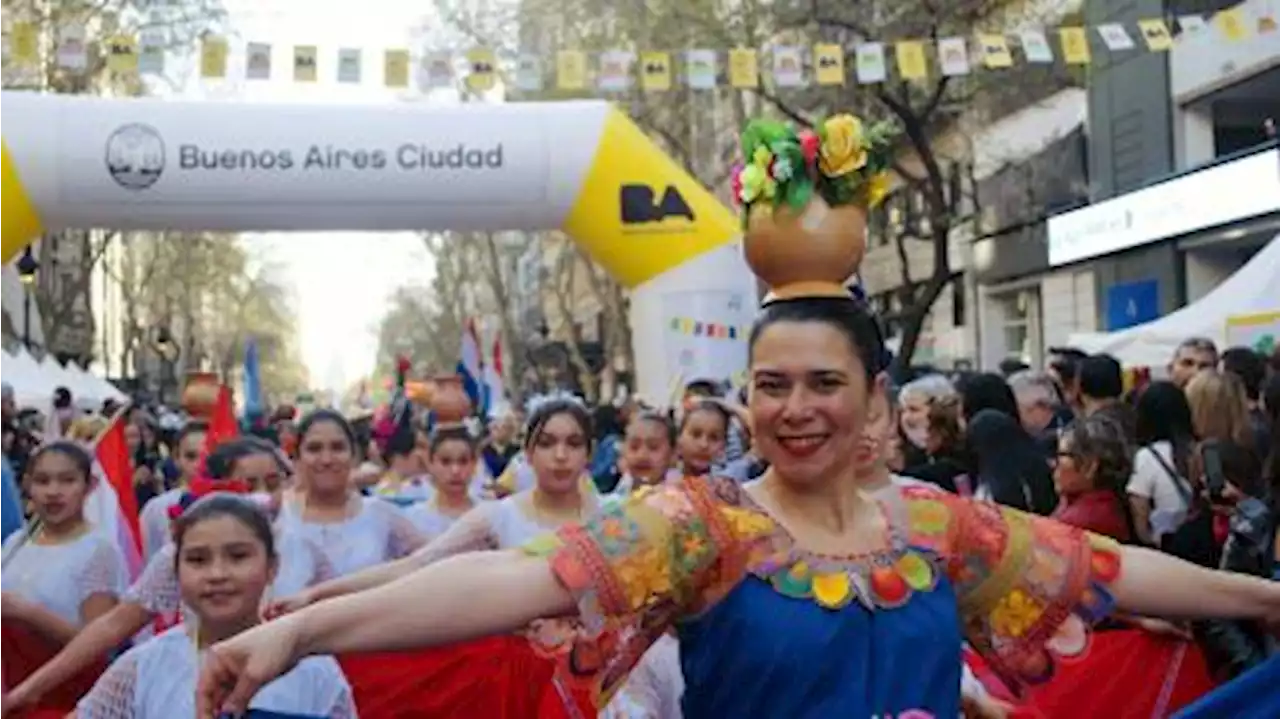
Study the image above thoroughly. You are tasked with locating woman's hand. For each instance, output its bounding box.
[196,616,305,718]
[1130,616,1193,640]
[262,590,315,620]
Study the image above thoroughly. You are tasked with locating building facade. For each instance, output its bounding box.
[975,0,1279,368]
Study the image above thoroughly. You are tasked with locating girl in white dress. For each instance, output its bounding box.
[275,409,426,577]
[137,422,207,560]
[405,425,485,539]
[76,494,355,718]
[269,396,600,611]
[609,411,678,498]
[3,437,333,715]
[1,441,126,647]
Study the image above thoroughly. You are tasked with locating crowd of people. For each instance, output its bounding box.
[1,327,1279,717]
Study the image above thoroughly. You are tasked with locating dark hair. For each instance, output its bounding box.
[956,372,1018,422]
[25,440,93,484]
[176,421,209,448]
[1217,441,1265,501]
[295,408,357,455]
[1078,354,1124,401]
[53,387,72,409]
[205,437,288,481]
[748,297,887,382]
[592,405,622,439]
[172,494,277,568]
[628,410,676,446]
[1060,413,1139,542]
[429,424,477,456]
[524,398,593,449]
[1134,381,1196,481]
[1221,347,1266,402]
[1048,347,1088,385]
[680,399,730,434]
[682,379,720,398]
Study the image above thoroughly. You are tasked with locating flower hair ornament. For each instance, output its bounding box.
[731,113,897,304]
[166,477,254,521]
[523,389,586,419]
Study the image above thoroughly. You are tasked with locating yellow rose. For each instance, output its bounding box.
[863,171,891,208]
[819,115,868,177]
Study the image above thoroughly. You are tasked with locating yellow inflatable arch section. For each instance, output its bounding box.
[0,92,753,402]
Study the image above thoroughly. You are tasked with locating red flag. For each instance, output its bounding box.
[95,408,141,554]
[203,384,239,454]
[492,333,503,377]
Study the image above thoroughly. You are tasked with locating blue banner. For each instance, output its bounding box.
[1105,279,1160,331]
[242,338,263,421]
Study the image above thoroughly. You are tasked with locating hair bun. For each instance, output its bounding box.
[731,115,897,303]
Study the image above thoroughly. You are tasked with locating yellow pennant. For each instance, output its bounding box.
[465,47,497,92]
[894,41,928,80]
[728,48,759,88]
[384,49,409,88]
[640,51,672,91]
[1216,7,1248,41]
[813,44,845,85]
[10,22,39,65]
[1058,27,1091,64]
[105,34,137,74]
[293,45,317,82]
[556,50,586,90]
[1136,19,1173,50]
[978,34,1013,68]
[200,36,228,78]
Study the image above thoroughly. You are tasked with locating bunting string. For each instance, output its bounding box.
[2,10,1275,91]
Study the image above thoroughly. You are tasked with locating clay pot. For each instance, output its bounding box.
[430,374,472,423]
[181,372,222,419]
[744,195,867,301]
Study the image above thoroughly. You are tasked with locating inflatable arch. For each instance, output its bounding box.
[1,92,757,402]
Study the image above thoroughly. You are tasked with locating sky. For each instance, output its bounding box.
[179,0,474,392]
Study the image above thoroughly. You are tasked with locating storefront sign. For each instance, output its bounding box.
[1048,148,1280,266]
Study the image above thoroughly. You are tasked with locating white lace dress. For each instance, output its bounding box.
[276,497,425,577]
[75,626,356,718]
[403,498,489,539]
[1,529,127,624]
[137,489,184,561]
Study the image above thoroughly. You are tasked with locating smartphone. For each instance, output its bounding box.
[1201,440,1226,502]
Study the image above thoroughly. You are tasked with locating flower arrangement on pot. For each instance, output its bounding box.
[731,114,898,299]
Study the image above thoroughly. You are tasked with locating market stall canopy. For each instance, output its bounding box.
[1069,236,1280,367]
[1,347,54,406]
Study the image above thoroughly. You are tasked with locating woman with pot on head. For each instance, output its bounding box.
[0,437,334,719]
[1,442,127,717]
[276,409,426,578]
[198,114,1280,719]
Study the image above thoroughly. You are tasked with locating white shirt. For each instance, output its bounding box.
[1126,441,1190,541]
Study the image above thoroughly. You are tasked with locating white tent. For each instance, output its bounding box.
[2,347,54,406]
[1069,235,1280,367]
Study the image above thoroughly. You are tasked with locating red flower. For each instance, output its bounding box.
[799,130,820,164]
[730,163,745,205]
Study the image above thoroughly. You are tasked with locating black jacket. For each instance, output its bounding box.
[1194,497,1277,680]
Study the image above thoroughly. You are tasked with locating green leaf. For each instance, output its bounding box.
[785,178,813,211]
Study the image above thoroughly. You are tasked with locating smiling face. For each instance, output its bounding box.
[526,412,590,495]
[297,419,354,495]
[749,320,873,486]
[176,514,276,628]
[677,407,727,475]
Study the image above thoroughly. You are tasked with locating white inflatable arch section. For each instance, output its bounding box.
[1,92,757,403]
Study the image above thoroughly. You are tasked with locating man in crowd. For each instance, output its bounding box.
[1009,370,1063,456]
[1168,337,1218,388]
[1078,354,1136,440]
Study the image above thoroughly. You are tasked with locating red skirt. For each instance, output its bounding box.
[1,624,106,718]
[337,635,594,719]
[968,629,1217,719]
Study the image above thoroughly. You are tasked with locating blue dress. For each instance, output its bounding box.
[523,476,1119,716]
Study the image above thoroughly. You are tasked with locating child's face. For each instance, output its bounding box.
[623,419,674,484]
[177,431,206,479]
[25,451,90,526]
[678,409,727,474]
[429,440,476,496]
[177,515,275,628]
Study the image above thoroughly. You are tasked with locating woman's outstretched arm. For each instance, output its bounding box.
[198,550,572,718]
[1113,545,1280,621]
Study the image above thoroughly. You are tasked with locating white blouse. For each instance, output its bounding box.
[276,496,425,577]
[404,499,484,539]
[76,626,355,718]
[137,489,184,561]
[1,529,126,625]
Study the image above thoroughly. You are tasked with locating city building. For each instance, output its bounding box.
[1038,0,1279,357]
